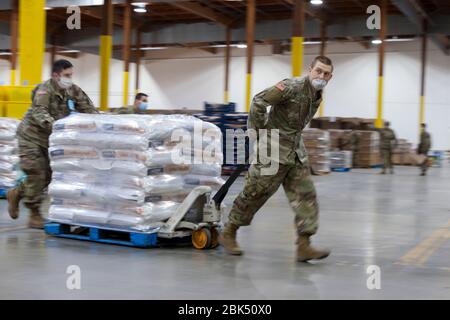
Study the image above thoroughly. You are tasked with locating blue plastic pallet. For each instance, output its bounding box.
[0,188,8,198]
[45,223,158,248]
[331,167,351,172]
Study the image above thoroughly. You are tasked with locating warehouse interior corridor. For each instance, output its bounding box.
[1,164,448,300]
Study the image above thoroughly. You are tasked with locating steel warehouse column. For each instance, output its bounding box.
[292,0,304,77]
[122,0,131,106]
[419,19,427,132]
[319,21,327,117]
[10,0,18,85]
[375,0,387,128]
[134,28,141,94]
[245,0,255,112]
[224,27,231,103]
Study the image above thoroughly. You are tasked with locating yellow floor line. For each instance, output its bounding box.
[0,225,28,233]
[398,219,450,265]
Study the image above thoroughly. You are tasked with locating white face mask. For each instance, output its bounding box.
[58,76,73,89]
[311,78,327,90]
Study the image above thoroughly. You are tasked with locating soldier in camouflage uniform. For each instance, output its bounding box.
[219,56,333,262]
[113,92,148,114]
[338,124,360,167]
[378,121,397,174]
[418,123,431,176]
[7,59,98,229]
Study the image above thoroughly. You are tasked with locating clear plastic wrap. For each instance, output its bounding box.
[0,162,16,174]
[0,118,20,189]
[0,145,16,155]
[50,131,149,151]
[0,118,20,141]
[48,114,223,232]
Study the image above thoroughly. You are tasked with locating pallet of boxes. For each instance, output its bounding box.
[302,129,331,175]
[392,139,413,165]
[353,130,381,168]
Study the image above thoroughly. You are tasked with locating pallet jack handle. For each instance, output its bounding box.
[212,137,250,209]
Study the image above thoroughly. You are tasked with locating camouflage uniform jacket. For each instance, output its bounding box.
[113,105,143,114]
[418,130,431,154]
[248,76,322,165]
[17,79,98,148]
[378,127,397,150]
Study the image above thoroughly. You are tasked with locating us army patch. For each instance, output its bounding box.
[275,81,285,91]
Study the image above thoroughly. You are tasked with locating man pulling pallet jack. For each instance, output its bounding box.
[219,56,333,262]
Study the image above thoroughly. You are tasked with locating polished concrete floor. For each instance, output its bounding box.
[0,164,449,300]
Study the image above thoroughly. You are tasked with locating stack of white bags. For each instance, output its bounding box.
[0,118,21,190]
[48,114,224,232]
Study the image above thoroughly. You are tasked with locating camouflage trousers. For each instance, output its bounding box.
[419,152,429,174]
[16,136,52,210]
[381,148,394,170]
[228,157,319,236]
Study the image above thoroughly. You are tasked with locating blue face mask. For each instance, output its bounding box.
[139,102,148,111]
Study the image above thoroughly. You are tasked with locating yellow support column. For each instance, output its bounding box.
[245,0,255,112]
[10,0,18,86]
[224,27,231,104]
[122,71,129,106]
[122,0,131,107]
[318,22,327,117]
[291,36,303,77]
[319,100,325,117]
[292,0,304,77]
[99,0,113,111]
[245,73,252,112]
[419,20,427,135]
[375,76,384,128]
[375,0,387,129]
[19,0,46,86]
[419,95,425,125]
[10,70,16,86]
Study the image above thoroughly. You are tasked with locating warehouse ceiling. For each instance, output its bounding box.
[0,0,449,61]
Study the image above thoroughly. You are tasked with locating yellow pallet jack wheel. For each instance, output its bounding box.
[192,228,212,250]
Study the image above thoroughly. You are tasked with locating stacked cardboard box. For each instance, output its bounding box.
[303,129,330,174]
[392,139,413,165]
[353,130,381,168]
[310,117,377,131]
[328,129,351,151]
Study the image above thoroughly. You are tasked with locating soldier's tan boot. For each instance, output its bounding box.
[297,235,330,262]
[28,208,45,229]
[218,223,243,255]
[6,187,21,220]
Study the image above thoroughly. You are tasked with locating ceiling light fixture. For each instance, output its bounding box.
[371,39,382,44]
[131,2,148,6]
[310,0,323,5]
[385,37,414,42]
[236,44,247,49]
[134,7,147,13]
[140,46,168,50]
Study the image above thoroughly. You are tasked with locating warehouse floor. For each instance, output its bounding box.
[0,164,449,300]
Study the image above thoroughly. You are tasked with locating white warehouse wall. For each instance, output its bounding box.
[0,40,448,149]
[141,41,450,150]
